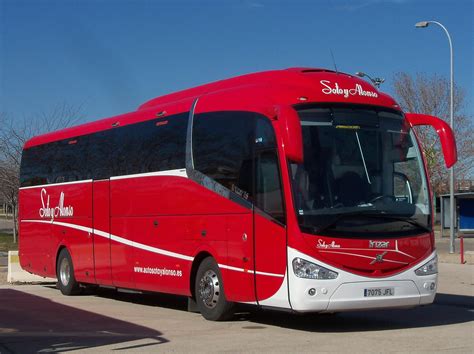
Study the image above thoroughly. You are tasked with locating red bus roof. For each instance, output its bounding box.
[24,67,400,149]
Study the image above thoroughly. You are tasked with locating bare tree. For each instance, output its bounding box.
[0,103,83,242]
[392,72,474,195]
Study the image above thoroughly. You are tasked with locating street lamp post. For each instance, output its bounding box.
[415,21,455,254]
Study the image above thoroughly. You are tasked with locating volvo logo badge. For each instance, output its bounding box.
[370,251,388,264]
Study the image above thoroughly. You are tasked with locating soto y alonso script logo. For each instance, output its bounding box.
[39,188,74,220]
[320,80,378,99]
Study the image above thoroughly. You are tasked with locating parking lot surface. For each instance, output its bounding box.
[0,263,472,353]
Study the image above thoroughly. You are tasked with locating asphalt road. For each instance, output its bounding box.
[0,263,472,353]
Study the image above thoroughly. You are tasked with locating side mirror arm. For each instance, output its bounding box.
[405,113,457,168]
[276,106,304,163]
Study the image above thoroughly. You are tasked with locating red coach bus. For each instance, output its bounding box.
[19,68,456,320]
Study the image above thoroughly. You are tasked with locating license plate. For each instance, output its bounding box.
[364,287,394,297]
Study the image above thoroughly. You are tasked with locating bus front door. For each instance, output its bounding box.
[252,148,289,308]
[254,213,288,307]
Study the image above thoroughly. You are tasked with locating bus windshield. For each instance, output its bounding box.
[290,105,430,237]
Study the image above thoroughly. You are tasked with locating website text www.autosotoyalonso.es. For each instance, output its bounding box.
[133,266,183,277]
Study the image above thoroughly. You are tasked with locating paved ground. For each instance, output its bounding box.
[0,263,472,353]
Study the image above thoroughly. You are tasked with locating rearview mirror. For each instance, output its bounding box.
[277,106,303,163]
[405,113,457,168]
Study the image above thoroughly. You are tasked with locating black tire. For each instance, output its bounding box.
[56,248,81,295]
[195,257,234,321]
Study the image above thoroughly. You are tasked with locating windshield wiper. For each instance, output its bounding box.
[363,214,431,233]
[314,210,430,234]
[355,131,372,184]
[314,210,377,233]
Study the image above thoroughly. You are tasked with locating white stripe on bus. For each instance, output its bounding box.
[217,264,283,278]
[19,179,94,190]
[19,168,188,190]
[20,219,284,277]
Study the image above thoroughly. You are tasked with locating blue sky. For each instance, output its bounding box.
[1,0,473,124]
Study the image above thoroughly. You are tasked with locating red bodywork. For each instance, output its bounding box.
[19,68,451,304]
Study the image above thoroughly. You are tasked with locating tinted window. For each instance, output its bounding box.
[112,114,188,177]
[255,149,285,223]
[193,112,285,222]
[20,112,188,186]
[20,145,51,187]
[254,118,285,223]
[193,112,254,199]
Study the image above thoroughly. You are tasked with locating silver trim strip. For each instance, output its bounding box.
[186,98,199,171]
[110,169,187,181]
[19,179,93,190]
[319,250,408,265]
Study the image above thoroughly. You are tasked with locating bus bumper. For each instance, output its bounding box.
[287,247,437,312]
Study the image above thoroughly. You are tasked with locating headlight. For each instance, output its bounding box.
[415,255,438,276]
[292,257,338,279]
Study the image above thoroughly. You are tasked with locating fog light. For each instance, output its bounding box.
[430,282,436,291]
[308,288,316,296]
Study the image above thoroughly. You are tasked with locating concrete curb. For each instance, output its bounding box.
[7,251,56,283]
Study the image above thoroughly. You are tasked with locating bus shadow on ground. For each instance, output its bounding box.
[243,293,474,332]
[88,286,190,312]
[0,289,168,353]
[34,286,473,335]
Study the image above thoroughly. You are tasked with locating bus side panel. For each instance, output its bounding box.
[110,175,244,216]
[93,180,113,285]
[110,216,135,288]
[109,175,255,300]
[19,193,53,277]
[122,215,193,294]
[254,213,287,301]
[52,183,94,283]
[54,215,95,283]
[224,214,255,302]
[19,182,93,281]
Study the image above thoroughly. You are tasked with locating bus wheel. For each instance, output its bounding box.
[195,257,234,321]
[56,249,81,295]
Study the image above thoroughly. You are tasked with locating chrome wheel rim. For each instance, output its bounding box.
[199,270,220,309]
[59,257,70,287]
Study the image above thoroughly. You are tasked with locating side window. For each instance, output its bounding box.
[88,130,117,180]
[52,137,88,183]
[111,113,189,177]
[254,119,285,224]
[193,112,254,200]
[20,146,48,187]
[89,113,189,179]
[139,113,188,173]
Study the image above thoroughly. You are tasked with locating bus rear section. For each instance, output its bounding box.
[18,68,456,320]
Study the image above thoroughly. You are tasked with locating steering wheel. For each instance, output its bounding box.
[368,194,396,203]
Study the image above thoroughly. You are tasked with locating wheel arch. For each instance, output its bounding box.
[55,244,69,276]
[189,251,213,299]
